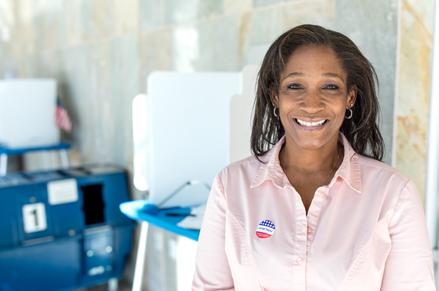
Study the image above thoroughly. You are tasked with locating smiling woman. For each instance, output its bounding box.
[273,45,358,212]
[192,24,436,291]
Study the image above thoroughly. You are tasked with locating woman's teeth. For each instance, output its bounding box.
[295,118,327,127]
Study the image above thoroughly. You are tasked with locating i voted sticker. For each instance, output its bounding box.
[256,219,276,238]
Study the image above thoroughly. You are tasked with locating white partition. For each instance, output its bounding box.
[0,79,59,147]
[132,68,260,208]
[146,71,241,207]
[132,94,150,192]
[229,65,259,163]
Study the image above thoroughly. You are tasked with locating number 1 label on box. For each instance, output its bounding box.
[22,203,47,233]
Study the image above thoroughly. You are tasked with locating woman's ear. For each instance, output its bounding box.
[270,89,279,108]
[347,86,357,107]
[272,97,279,108]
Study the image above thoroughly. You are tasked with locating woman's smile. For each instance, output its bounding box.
[292,117,329,131]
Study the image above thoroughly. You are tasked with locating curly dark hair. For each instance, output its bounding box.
[251,24,384,161]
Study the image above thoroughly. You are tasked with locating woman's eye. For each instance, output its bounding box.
[323,84,339,90]
[287,83,303,90]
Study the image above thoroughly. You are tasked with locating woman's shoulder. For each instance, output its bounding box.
[215,154,265,183]
[221,154,262,173]
[355,153,411,187]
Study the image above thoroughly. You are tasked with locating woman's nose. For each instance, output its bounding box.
[301,91,324,112]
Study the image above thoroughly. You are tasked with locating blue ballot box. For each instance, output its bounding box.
[0,165,134,291]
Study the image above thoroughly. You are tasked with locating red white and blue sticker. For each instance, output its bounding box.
[256,219,276,238]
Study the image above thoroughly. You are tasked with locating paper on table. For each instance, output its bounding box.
[177,204,206,230]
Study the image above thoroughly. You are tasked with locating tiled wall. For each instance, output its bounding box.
[1,0,432,290]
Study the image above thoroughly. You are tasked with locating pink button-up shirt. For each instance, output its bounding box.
[193,134,436,291]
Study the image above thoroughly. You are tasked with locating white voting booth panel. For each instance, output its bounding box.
[146,71,240,208]
[230,65,259,163]
[0,79,59,148]
[132,67,259,208]
[132,94,149,192]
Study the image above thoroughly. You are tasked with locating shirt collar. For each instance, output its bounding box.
[250,132,362,194]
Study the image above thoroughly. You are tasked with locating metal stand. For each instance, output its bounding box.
[132,222,149,291]
[108,278,119,291]
[0,154,7,176]
[59,149,70,169]
[427,1,439,288]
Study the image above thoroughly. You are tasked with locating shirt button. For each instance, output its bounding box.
[307,228,313,234]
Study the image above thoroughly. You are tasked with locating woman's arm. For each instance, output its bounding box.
[192,173,235,291]
[381,180,436,290]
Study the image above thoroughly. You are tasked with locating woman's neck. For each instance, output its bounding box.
[279,136,343,175]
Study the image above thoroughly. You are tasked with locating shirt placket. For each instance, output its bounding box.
[290,185,331,291]
[306,186,330,251]
[291,187,307,291]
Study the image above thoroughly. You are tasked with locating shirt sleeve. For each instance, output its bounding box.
[381,180,436,291]
[192,172,235,291]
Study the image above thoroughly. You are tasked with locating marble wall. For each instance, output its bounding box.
[1,0,429,290]
[394,0,435,200]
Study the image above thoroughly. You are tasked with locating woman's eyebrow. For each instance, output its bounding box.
[281,72,345,82]
[281,72,303,81]
[322,72,344,81]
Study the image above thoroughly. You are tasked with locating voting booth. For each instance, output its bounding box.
[0,165,134,291]
[125,66,259,291]
[132,66,259,207]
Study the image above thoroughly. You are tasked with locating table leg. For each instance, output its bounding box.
[108,278,118,291]
[132,222,149,291]
[0,154,7,176]
[59,150,70,168]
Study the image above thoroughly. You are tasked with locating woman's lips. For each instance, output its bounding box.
[293,118,329,131]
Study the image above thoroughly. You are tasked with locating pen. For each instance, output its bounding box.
[164,213,195,217]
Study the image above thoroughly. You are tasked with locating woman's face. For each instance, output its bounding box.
[275,45,356,151]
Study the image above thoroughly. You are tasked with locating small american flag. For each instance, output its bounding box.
[56,96,72,132]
